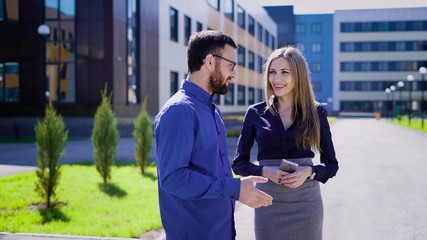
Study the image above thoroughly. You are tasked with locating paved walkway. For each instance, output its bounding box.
[2,118,427,239]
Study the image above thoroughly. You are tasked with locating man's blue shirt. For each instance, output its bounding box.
[154,80,241,240]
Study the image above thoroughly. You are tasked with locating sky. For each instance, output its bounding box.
[256,0,427,14]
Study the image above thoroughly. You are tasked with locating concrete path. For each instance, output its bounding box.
[2,118,427,239]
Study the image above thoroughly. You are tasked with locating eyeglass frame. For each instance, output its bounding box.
[212,54,237,71]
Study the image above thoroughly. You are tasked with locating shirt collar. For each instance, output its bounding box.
[182,80,214,106]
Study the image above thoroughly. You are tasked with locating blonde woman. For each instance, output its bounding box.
[232,46,339,240]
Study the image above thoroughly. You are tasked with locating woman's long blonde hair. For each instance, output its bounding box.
[263,46,321,152]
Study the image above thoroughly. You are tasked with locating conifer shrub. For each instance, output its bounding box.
[92,86,119,185]
[34,102,68,207]
[133,97,153,174]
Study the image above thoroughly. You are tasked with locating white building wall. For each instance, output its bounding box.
[333,7,427,112]
[157,0,277,113]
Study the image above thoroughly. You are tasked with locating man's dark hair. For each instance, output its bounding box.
[187,30,237,73]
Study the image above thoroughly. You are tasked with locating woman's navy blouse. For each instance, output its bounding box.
[232,101,339,183]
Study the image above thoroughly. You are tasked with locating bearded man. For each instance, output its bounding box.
[153,30,273,240]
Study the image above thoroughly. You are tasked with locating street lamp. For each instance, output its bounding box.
[385,88,391,118]
[390,85,396,119]
[419,67,427,128]
[407,74,414,125]
[37,24,51,104]
[397,81,405,121]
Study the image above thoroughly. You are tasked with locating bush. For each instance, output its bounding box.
[34,101,68,207]
[133,97,153,174]
[92,86,119,185]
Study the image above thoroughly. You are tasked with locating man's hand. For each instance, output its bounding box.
[238,176,273,208]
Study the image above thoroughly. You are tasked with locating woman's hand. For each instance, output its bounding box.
[280,166,313,188]
[261,166,286,185]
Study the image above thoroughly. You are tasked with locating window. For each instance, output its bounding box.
[312,23,322,33]
[207,0,220,11]
[257,23,263,42]
[271,36,275,50]
[237,85,246,105]
[0,62,20,103]
[297,43,305,53]
[224,0,234,21]
[237,5,245,29]
[126,0,140,104]
[295,23,305,34]
[170,71,179,96]
[248,87,255,105]
[0,0,19,21]
[311,81,321,91]
[311,42,322,53]
[170,7,178,42]
[264,30,270,47]
[257,55,263,73]
[196,21,203,32]
[248,51,255,70]
[257,89,263,102]
[311,62,322,72]
[224,83,234,105]
[248,15,255,35]
[184,15,191,46]
[45,0,76,103]
[238,45,246,67]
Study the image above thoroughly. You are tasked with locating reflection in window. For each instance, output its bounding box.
[0,62,20,103]
[248,15,255,36]
[184,15,191,46]
[296,23,305,34]
[248,87,255,105]
[197,21,203,32]
[170,7,178,42]
[257,23,263,42]
[237,85,245,105]
[248,51,255,70]
[127,0,139,104]
[207,0,220,11]
[45,0,76,103]
[0,0,19,21]
[237,5,245,29]
[170,71,179,97]
[238,45,246,67]
[224,83,234,105]
[224,0,234,21]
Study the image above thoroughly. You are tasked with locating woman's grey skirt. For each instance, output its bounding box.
[255,158,323,240]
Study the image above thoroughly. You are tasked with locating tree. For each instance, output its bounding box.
[92,85,119,185]
[34,101,68,208]
[133,97,153,174]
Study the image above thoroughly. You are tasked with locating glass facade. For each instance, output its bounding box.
[45,0,76,103]
[184,15,191,46]
[127,0,139,104]
[341,41,427,52]
[224,0,234,21]
[341,20,427,32]
[0,62,19,103]
[170,7,178,42]
[0,0,19,21]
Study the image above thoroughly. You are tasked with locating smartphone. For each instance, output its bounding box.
[279,159,298,173]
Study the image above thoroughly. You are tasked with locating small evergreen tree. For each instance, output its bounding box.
[133,97,153,174]
[92,85,119,185]
[34,101,68,208]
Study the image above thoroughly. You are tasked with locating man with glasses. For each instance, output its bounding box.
[154,30,273,240]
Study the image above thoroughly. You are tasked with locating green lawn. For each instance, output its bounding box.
[391,116,427,133]
[0,163,161,238]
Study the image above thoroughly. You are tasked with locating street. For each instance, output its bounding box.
[1,118,427,239]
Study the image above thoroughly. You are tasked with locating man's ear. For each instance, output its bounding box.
[204,54,215,71]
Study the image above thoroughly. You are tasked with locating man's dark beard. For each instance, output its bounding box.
[209,65,229,95]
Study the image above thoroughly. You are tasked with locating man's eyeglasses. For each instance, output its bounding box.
[212,54,237,71]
